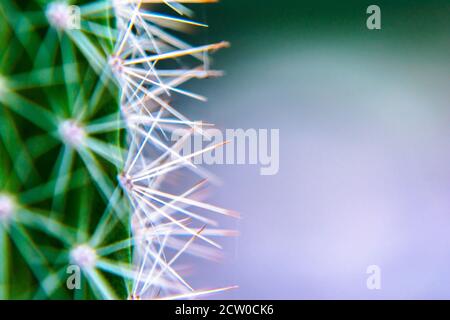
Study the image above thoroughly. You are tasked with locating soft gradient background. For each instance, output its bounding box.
[182,0,450,299]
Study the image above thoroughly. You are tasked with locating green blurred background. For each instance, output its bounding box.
[185,1,450,299]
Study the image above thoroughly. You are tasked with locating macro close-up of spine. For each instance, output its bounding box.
[0,0,236,300]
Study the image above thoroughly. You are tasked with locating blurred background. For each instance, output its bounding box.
[184,0,450,299]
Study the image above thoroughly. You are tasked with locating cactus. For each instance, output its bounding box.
[0,0,236,300]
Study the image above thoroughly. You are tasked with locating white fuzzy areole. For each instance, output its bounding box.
[108,55,125,77]
[46,2,72,30]
[0,194,15,222]
[59,120,86,147]
[118,172,134,193]
[70,245,97,269]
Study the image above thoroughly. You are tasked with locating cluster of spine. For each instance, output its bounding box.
[0,0,236,300]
